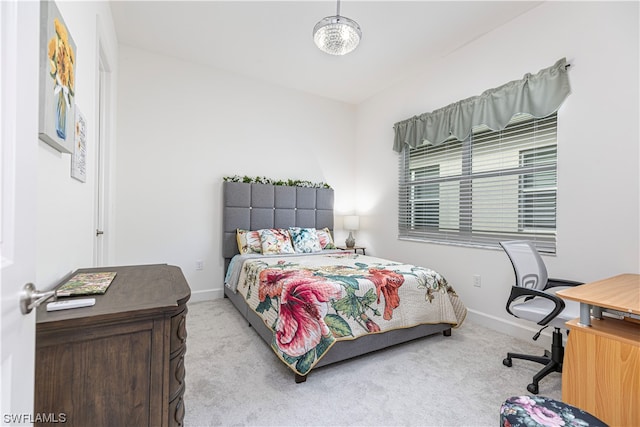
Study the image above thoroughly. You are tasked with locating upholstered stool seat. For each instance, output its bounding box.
[500,396,608,427]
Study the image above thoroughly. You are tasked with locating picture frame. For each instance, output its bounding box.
[39,0,76,154]
[71,107,87,182]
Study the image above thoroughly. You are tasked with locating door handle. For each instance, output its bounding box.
[20,283,56,315]
[96,229,104,236]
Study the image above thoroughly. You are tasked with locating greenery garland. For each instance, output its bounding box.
[223,175,331,189]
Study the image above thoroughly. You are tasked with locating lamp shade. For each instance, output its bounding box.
[343,215,360,231]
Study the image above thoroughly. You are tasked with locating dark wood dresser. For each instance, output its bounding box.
[35,264,191,427]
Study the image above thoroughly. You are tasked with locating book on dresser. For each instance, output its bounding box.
[55,271,116,296]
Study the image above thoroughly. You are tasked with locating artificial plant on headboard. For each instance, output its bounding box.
[223,175,331,189]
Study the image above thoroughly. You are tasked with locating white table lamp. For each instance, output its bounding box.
[343,215,360,248]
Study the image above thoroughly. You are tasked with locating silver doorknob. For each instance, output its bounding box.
[20,283,56,315]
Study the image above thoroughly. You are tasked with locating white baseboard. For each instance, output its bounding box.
[465,308,554,349]
[188,288,224,303]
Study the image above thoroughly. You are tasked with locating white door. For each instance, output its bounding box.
[1,0,39,420]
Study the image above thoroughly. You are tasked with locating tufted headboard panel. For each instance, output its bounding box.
[222,181,334,272]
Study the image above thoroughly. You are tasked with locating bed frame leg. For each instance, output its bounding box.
[443,328,452,337]
[295,374,307,384]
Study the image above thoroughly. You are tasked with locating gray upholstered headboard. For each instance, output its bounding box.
[222,181,334,273]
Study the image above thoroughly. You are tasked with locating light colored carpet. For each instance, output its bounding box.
[183,299,561,427]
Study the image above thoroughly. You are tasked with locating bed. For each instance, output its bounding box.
[222,181,467,382]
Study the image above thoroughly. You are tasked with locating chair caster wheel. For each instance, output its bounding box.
[503,358,512,367]
[527,383,539,394]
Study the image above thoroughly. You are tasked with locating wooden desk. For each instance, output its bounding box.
[558,273,640,326]
[557,274,640,426]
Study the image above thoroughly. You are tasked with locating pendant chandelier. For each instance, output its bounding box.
[313,0,361,56]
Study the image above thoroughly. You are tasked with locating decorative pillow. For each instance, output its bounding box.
[316,227,337,249]
[259,228,295,255]
[288,227,322,253]
[236,229,262,254]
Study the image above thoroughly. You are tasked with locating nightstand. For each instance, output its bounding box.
[336,245,366,255]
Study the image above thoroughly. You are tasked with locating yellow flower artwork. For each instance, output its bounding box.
[48,17,75,140]
[39,1,77,154]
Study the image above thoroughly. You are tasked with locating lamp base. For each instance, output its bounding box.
[345,232,355,248]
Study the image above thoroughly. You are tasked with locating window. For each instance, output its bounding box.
[410,165,440,228]
[519,146,557,231]
[398,113,558,253]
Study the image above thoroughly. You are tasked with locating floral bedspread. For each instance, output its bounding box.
[231,252,467,376]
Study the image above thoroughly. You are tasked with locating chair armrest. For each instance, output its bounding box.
[505,286,566,326]
[545,278,583,290]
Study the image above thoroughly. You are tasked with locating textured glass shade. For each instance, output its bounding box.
[313,16,361,56]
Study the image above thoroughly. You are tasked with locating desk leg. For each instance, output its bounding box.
[579,302,591,326]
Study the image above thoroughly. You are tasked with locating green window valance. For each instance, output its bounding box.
[393,58,571,153]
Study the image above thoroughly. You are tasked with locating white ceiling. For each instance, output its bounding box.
[110,1,543,105]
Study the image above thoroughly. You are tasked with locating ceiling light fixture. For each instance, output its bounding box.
[313,0,361,56]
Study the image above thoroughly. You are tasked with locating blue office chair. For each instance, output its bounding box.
[500,240,582,394]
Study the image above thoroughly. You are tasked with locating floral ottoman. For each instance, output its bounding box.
[500,395,608,427]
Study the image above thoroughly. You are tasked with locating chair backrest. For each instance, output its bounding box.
[500,240,549,290]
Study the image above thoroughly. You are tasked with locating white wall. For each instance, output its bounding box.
[115,45,357,301]
[36,1,119,288]
[113,2,638,343]
[355,1,640,340]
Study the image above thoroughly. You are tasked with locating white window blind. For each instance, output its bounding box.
[398,112,558,254]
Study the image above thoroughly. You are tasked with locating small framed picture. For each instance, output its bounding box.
[71,107,86,182]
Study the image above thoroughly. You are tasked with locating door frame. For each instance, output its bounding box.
[93,18,113,267]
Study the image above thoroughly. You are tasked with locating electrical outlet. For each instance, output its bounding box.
[473,275,481,287]
[195,260,204,270]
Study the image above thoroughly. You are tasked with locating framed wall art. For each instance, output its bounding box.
[71,107,86,182]
[39,0,76,154]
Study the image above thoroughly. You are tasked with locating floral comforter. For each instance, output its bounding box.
[227,252,467,376]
